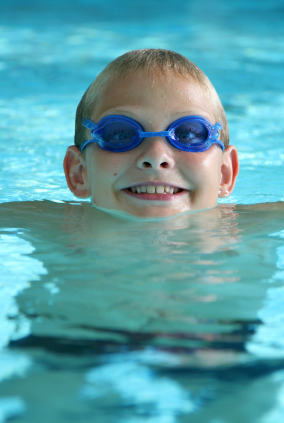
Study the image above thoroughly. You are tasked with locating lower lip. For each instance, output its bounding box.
[122,189,188,201]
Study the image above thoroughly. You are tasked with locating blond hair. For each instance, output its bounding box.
[74,49,229,149]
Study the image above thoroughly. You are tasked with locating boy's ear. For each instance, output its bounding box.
[218,146,239,198]
[63,146,91,199]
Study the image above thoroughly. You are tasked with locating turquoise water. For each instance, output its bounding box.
[1,0,284,422]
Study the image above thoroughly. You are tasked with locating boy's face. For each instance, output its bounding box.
[71,71,238,218]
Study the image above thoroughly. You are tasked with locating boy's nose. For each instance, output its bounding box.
[136,137,175,170]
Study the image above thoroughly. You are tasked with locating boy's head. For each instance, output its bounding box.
[64,49,238,218]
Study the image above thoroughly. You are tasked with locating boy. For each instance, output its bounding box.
[63,49,239,218]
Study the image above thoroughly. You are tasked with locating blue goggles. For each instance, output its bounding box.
[80,115,224,153]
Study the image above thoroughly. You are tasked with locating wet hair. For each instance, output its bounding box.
[74,49,229,149]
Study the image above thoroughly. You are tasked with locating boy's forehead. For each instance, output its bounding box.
[92,70,214,122]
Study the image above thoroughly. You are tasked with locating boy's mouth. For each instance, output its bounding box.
[127,184,182,194]
[123,184,188,201]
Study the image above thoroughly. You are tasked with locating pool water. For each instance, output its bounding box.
[1,0,284,422]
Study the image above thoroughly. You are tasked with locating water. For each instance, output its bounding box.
[1,202,284,422]
[1,0,284,421]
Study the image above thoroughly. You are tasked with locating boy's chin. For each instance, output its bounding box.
[124,206,214,219]
[124,207,184,219]
[92,201,203,220]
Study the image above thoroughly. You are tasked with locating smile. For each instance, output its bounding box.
[122,183,188,202]
[127,184,183,194]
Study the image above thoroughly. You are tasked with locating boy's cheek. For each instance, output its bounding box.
[182,149,223,181]
[85,150,128,200]
[88,147,131,176]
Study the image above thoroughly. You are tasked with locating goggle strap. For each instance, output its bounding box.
[213,139,225,151]
[139,130,173,138]
[82,118,98,130]
[212,122,222,131]
[210,123,223,144]
[80,138,98,151]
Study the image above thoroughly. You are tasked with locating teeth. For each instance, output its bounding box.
[147,186,155,194]
[156,185,165,194]
[129,185,181,194]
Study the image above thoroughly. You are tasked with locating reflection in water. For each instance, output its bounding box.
[0,201,284,422]
[0,231,47,421]
[247,230,284,359]
[82,358,196,422]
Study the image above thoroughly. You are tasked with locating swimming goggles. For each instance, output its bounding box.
[80,115,224,153]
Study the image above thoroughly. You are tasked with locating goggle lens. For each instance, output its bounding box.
[173,121,208,145]
[102,121,137,147]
